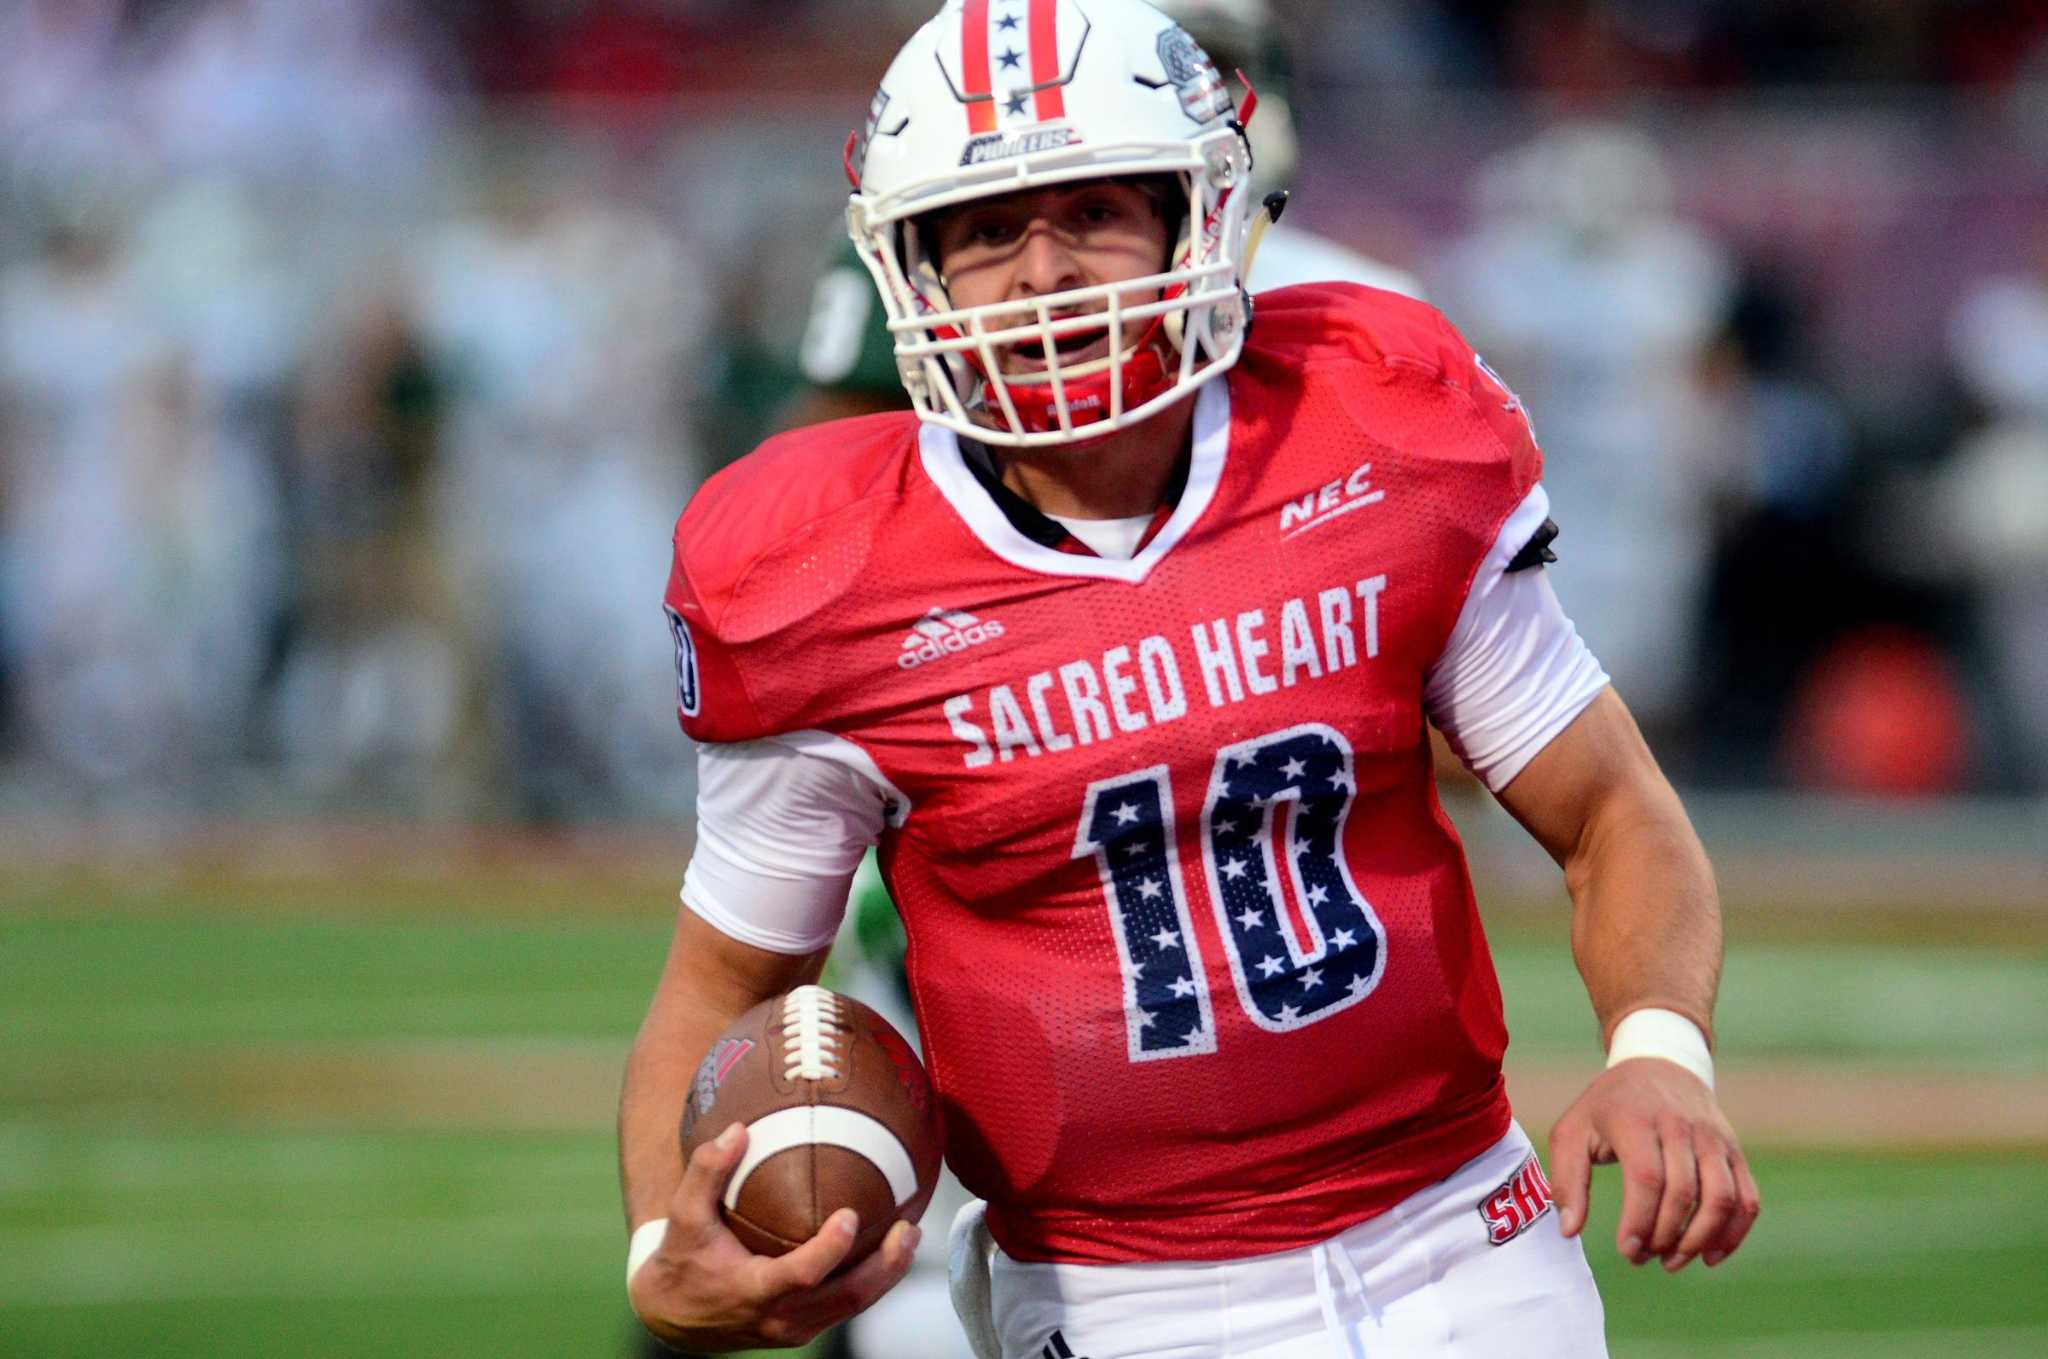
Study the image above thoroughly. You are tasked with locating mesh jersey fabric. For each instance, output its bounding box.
[665,283,1545,1263]
[680,483,1609,955]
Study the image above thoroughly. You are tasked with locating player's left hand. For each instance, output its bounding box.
[1547,1059,1760,1272]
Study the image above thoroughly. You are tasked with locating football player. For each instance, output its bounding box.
[620,3,1758,1355]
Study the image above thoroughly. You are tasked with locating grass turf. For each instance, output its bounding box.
[3,884,2044,1357]
[3,1124,2041,1357]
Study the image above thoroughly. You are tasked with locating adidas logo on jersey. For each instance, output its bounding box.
[899,607,1006,669]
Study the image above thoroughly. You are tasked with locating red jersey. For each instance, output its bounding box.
[665,284,1543,1264]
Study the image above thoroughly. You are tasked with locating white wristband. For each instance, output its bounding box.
[626,1218,668,1288]
[1606,1008,1714,1091]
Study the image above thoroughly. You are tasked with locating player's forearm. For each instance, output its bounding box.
[618,910,829,1230]
[1563,789,1722,1047]
[619,999,723,1230]
[1496,691,1724,1048]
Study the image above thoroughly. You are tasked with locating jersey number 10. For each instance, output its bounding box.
[1072,723,1389,1063]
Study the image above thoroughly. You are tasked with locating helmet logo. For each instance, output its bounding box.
[961,126,1080,167]
[853,89,892,181]
[864,88,893,142]
[849,87,910,186]
[1155,27,1230,124]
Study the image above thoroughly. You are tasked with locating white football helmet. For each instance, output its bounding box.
[847,0,1256,446]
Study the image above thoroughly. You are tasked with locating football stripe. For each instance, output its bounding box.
[962,0,997,133]
[1029,0,1064,121]
[725,1106,920,1210]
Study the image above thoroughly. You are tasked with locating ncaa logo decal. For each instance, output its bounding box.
[666,605,701,717]
[680,1037,755,1142]
[1478,1152,1556,1246]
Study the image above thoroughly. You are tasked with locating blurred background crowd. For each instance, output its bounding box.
[4,0,2047,825]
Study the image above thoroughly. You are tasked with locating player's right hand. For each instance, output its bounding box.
[1547,1058,1760,1273]
[628,1122,921,1352]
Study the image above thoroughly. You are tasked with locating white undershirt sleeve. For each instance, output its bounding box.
[1424,484,1611,793]
[681,732,902,955]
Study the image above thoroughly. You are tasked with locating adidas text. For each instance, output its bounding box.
[899,609,1007,670]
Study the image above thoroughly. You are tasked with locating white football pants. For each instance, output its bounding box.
[950,1122,1608,1359]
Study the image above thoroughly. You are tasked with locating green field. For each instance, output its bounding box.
[4,873,2044,1358]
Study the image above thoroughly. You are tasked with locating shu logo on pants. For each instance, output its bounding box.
[1478,1151,1556,1246]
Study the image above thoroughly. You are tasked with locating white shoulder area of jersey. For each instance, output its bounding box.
[1248,222,1426,301]
[1422,484,1610,793]
[681,731,906,956]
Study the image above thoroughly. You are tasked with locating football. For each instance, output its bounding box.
[679,985,943,1263]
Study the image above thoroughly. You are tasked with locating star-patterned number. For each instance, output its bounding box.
[1073,767,1216,1061]
[1203,724,1387,1032]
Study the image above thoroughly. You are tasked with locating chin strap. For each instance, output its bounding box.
[989,336,1173,436]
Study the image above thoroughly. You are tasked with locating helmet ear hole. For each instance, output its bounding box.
[904,215,938,285]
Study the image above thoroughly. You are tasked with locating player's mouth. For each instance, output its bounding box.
[1007,325,1113,373]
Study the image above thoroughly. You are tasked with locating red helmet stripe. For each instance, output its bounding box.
[962,0,997,133]
[1030,0,1065,121]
